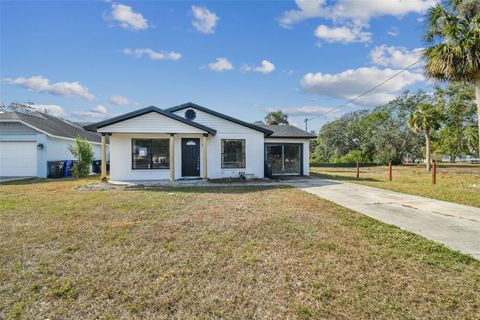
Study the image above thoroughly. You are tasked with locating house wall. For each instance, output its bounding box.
[108,132,265,181]
[173,108,265,179]
[264,138,310,175]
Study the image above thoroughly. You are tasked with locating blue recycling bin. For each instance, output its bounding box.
[63,160,74,177]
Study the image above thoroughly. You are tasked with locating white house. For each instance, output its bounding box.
[85,102,316,182]
[0,111,106,178]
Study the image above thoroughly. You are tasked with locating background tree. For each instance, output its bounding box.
[264,111,289,125]
[313,91,427,164]
[423,0,480,155]
[408,103,443,170]
[68,136,95,178]
[433,82,477,161]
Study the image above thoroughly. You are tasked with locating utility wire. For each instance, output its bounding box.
[304,57,424,130]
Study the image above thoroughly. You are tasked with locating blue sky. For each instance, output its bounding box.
[0,0,435,131]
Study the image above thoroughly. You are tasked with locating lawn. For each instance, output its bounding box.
[311,164,480,207]
[1,179,479,319]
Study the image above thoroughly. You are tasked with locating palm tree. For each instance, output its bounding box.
[408,103,443,170]
[264,111,289,125]
[423,0,480,155]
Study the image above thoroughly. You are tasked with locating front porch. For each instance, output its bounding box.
[100,132,210,181]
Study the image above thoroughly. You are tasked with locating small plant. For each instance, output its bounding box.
[68,136,95,178]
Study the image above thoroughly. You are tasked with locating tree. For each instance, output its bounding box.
[423,0,480,155]
[264,111,289,125]
[433,82,477,160]
[68,136,95,178]
[408,103,443,170]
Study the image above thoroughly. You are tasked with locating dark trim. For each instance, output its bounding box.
[264,136,316,140]
[221,139,246,169]
[264,142,303,176]
[202,133,209,137]
[84,106,217,135]
[165,102,273,135]
[131,138,170,170]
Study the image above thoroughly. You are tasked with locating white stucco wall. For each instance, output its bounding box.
[45,136,102,161]
[174,108,265,179]
[108,131,265,181]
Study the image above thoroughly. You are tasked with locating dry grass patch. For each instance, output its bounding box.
[0,178,479,319]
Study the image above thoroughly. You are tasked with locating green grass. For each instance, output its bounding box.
[1,178,479,319]
[311,164,480,207]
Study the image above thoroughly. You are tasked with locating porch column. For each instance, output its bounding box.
[169,134,175,180]
[101,133,107,182]
[202,133,208,179]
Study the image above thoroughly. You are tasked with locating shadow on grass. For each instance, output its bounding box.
[311,172,381,182]
[139,185,293,194]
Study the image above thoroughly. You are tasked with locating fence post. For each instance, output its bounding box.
[389,161,392,181]
[356,161,360,178]
[432,160,436,185]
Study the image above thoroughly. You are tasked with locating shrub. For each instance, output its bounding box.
[68,136,95,178]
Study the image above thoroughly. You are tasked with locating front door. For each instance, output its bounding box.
[181,138,200,177]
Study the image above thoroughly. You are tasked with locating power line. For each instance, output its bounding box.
[303,57,424,131]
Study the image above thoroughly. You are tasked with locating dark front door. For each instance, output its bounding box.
[181,138,200,177]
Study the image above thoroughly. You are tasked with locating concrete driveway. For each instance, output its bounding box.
[288,178,480,260]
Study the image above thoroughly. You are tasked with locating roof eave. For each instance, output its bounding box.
[84,106,217,136]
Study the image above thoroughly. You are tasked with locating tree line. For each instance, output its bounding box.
[311,82,478,166]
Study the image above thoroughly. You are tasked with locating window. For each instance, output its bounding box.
[185,109,196,120]
[132,139,169,169]
[221,139,245,168]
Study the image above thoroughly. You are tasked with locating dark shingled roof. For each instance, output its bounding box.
[0,111,104,143]
[257,124,317,139]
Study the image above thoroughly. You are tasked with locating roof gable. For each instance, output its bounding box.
[165,102,273,135]
[84,106,216,135]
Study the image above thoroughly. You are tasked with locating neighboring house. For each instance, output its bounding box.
[85,102,316,181]
[0,111,107,178]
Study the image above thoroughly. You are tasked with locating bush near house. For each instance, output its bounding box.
[68,136,95,178]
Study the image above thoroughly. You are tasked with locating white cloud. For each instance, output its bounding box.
[91,104,108,113]
[370,45,424,68]
[30,104,68,118]
[279,0,437,27]
[387,26,399,36]
[109,95,130,106]
[191,6,219,34]
[300,67,425,106]
[73,104,113,121]
[123,48,181,61]
[208,57,234,72]
[243,60,276,74]
[4,75,95,100]
[107,3,149,31]
[314,24,371,43]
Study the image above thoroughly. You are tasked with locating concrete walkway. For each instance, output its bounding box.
[289,178,480,260]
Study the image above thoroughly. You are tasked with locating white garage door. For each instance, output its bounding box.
[0,142,37,177]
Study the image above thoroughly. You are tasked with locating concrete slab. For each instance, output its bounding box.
[288,178,480,260]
